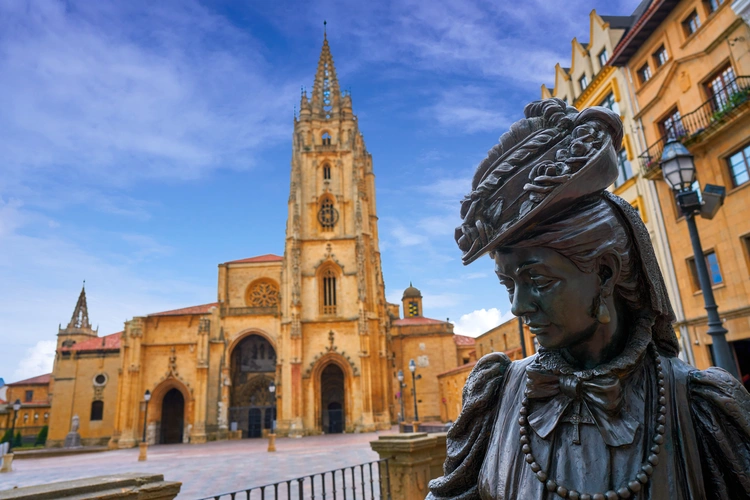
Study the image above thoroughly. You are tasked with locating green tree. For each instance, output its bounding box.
[35,425,48,446]
[0,429,11,444]
[12,431,22,448]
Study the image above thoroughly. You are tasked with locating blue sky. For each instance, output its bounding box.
[0,0,642,381]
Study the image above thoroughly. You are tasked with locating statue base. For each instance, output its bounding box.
[64,431,82,448]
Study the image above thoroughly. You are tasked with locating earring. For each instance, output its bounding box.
[597,295,611,324]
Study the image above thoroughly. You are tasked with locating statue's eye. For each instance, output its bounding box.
[499,280,515,295]
[530,276,555,289]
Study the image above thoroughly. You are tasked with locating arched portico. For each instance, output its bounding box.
[229,333,277,438]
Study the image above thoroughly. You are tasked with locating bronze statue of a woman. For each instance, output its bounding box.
[428,99,750,500]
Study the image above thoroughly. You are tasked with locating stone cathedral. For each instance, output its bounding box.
[38,36,476,448]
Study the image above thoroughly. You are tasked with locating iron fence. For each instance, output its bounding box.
[198,459,391,500]
[639,75,750,176]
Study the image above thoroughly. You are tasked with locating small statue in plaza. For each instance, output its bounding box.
[70,414,79,433]
[429,98,750,499]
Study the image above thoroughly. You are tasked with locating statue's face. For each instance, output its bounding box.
[494,246,600,350]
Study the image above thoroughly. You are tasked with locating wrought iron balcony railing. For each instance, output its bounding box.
[639,75,750,178]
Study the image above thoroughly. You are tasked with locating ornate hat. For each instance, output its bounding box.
[455,98,623,265]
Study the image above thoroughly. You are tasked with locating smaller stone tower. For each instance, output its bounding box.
[402,283,423,318]
[57,284,98,350]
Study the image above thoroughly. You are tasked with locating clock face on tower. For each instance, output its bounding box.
[318,202,339,230]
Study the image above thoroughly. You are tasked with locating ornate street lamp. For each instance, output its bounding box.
[138,390,151,462]
[267,381,276,452]
[408,360,422,432]
[660,139,737,378]
[8,400,21,453]
[396,369,406,428]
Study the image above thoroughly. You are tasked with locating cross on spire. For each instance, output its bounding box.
[67,282,91,330]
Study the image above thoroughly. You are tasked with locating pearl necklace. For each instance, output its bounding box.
[518,343,666,500]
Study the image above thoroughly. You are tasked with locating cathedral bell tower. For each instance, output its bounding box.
[57,283,98,350]
[278,31,392,435]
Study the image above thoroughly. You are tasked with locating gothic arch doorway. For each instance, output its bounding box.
[160,388,184,444]
[229,334,276,438]
[321,363,345,434]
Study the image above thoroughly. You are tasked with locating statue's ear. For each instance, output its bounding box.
[598,252,621,298]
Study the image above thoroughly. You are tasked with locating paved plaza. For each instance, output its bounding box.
[0,428,397,499]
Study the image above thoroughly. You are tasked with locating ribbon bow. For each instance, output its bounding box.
[524,365,639,447]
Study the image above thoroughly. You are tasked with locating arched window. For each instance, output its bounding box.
[245,280,279,308]
[90,400,104,421]
[322,132,332,146]
[323,163,331,180]
[321,268,337,316]
[318,197,338,231]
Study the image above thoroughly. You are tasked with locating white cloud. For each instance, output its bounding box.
[452,308,515,337]
[13,340,56,381]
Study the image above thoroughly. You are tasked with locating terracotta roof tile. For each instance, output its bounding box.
[148,302,219,317]
[438,361,477,377]
[225,254,283,264]
[392,316,448,326]
[8,373,51,386]
[454,335,476,346]
[61,332,122,352]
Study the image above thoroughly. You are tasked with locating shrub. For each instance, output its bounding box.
[12,431,22,448]
[0,429,11,444]
[35,425,48,446]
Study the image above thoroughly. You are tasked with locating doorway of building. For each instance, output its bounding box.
[229,334,277,438]
[733,339,750,391]
[160,388,184,444]
[248,408,262,438]
[320,364,345,433]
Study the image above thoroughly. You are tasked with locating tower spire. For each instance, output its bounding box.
[67,282,91,330]
[310,26,341,117]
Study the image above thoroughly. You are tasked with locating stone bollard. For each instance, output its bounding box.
[0,473,181,499]
[0,454,13,474]
[411,421,420,433]
[267,433,276,452]
[370,432,448,500]
[138,442,148,462]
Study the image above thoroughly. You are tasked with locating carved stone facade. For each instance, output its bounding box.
[32,36,475,448]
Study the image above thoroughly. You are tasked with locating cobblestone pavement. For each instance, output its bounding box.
[0,428,398,499]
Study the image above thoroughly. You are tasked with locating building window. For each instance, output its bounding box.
[638,63,652,84]
[90,400,104,421]
[704,0,722,14]
[727,143,750,187]
[318,197,338,231]
[653,45,669,68]
[321,132,332,146]
[683,10,701,36]
[24,390,33,402]
[246,280,279,308]
[321,268,337,316]
[614,148,634,187]
[660,108,685,139]
[408,300,420,317]
[599,92,620,115]
[687,250,723,291]
[598,49,608,69]
[579,75,588,92]
[706,65,738,112]
[323,163,331,180]
[742,235,750,273]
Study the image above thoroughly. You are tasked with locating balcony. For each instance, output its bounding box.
[639,75,750,179]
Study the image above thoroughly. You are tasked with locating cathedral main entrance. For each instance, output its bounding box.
[160,388,184,444]
[229,334,276,438]
[320,364,345,434]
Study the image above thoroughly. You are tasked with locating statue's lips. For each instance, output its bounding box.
[528,324,550,334]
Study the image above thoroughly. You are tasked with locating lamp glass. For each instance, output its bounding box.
[269,381,276,393]
[397,369,404,382]
[660,140,696,192]
[144,390,151,402]
[13,399,21,411]
[409,359,416,373]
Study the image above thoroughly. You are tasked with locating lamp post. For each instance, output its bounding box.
[396,369,407,430]
[138,390,151,462]
[660,139,738,378]
[8,400,21,453]
[267,381,276,452]
[408,360,421,432]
